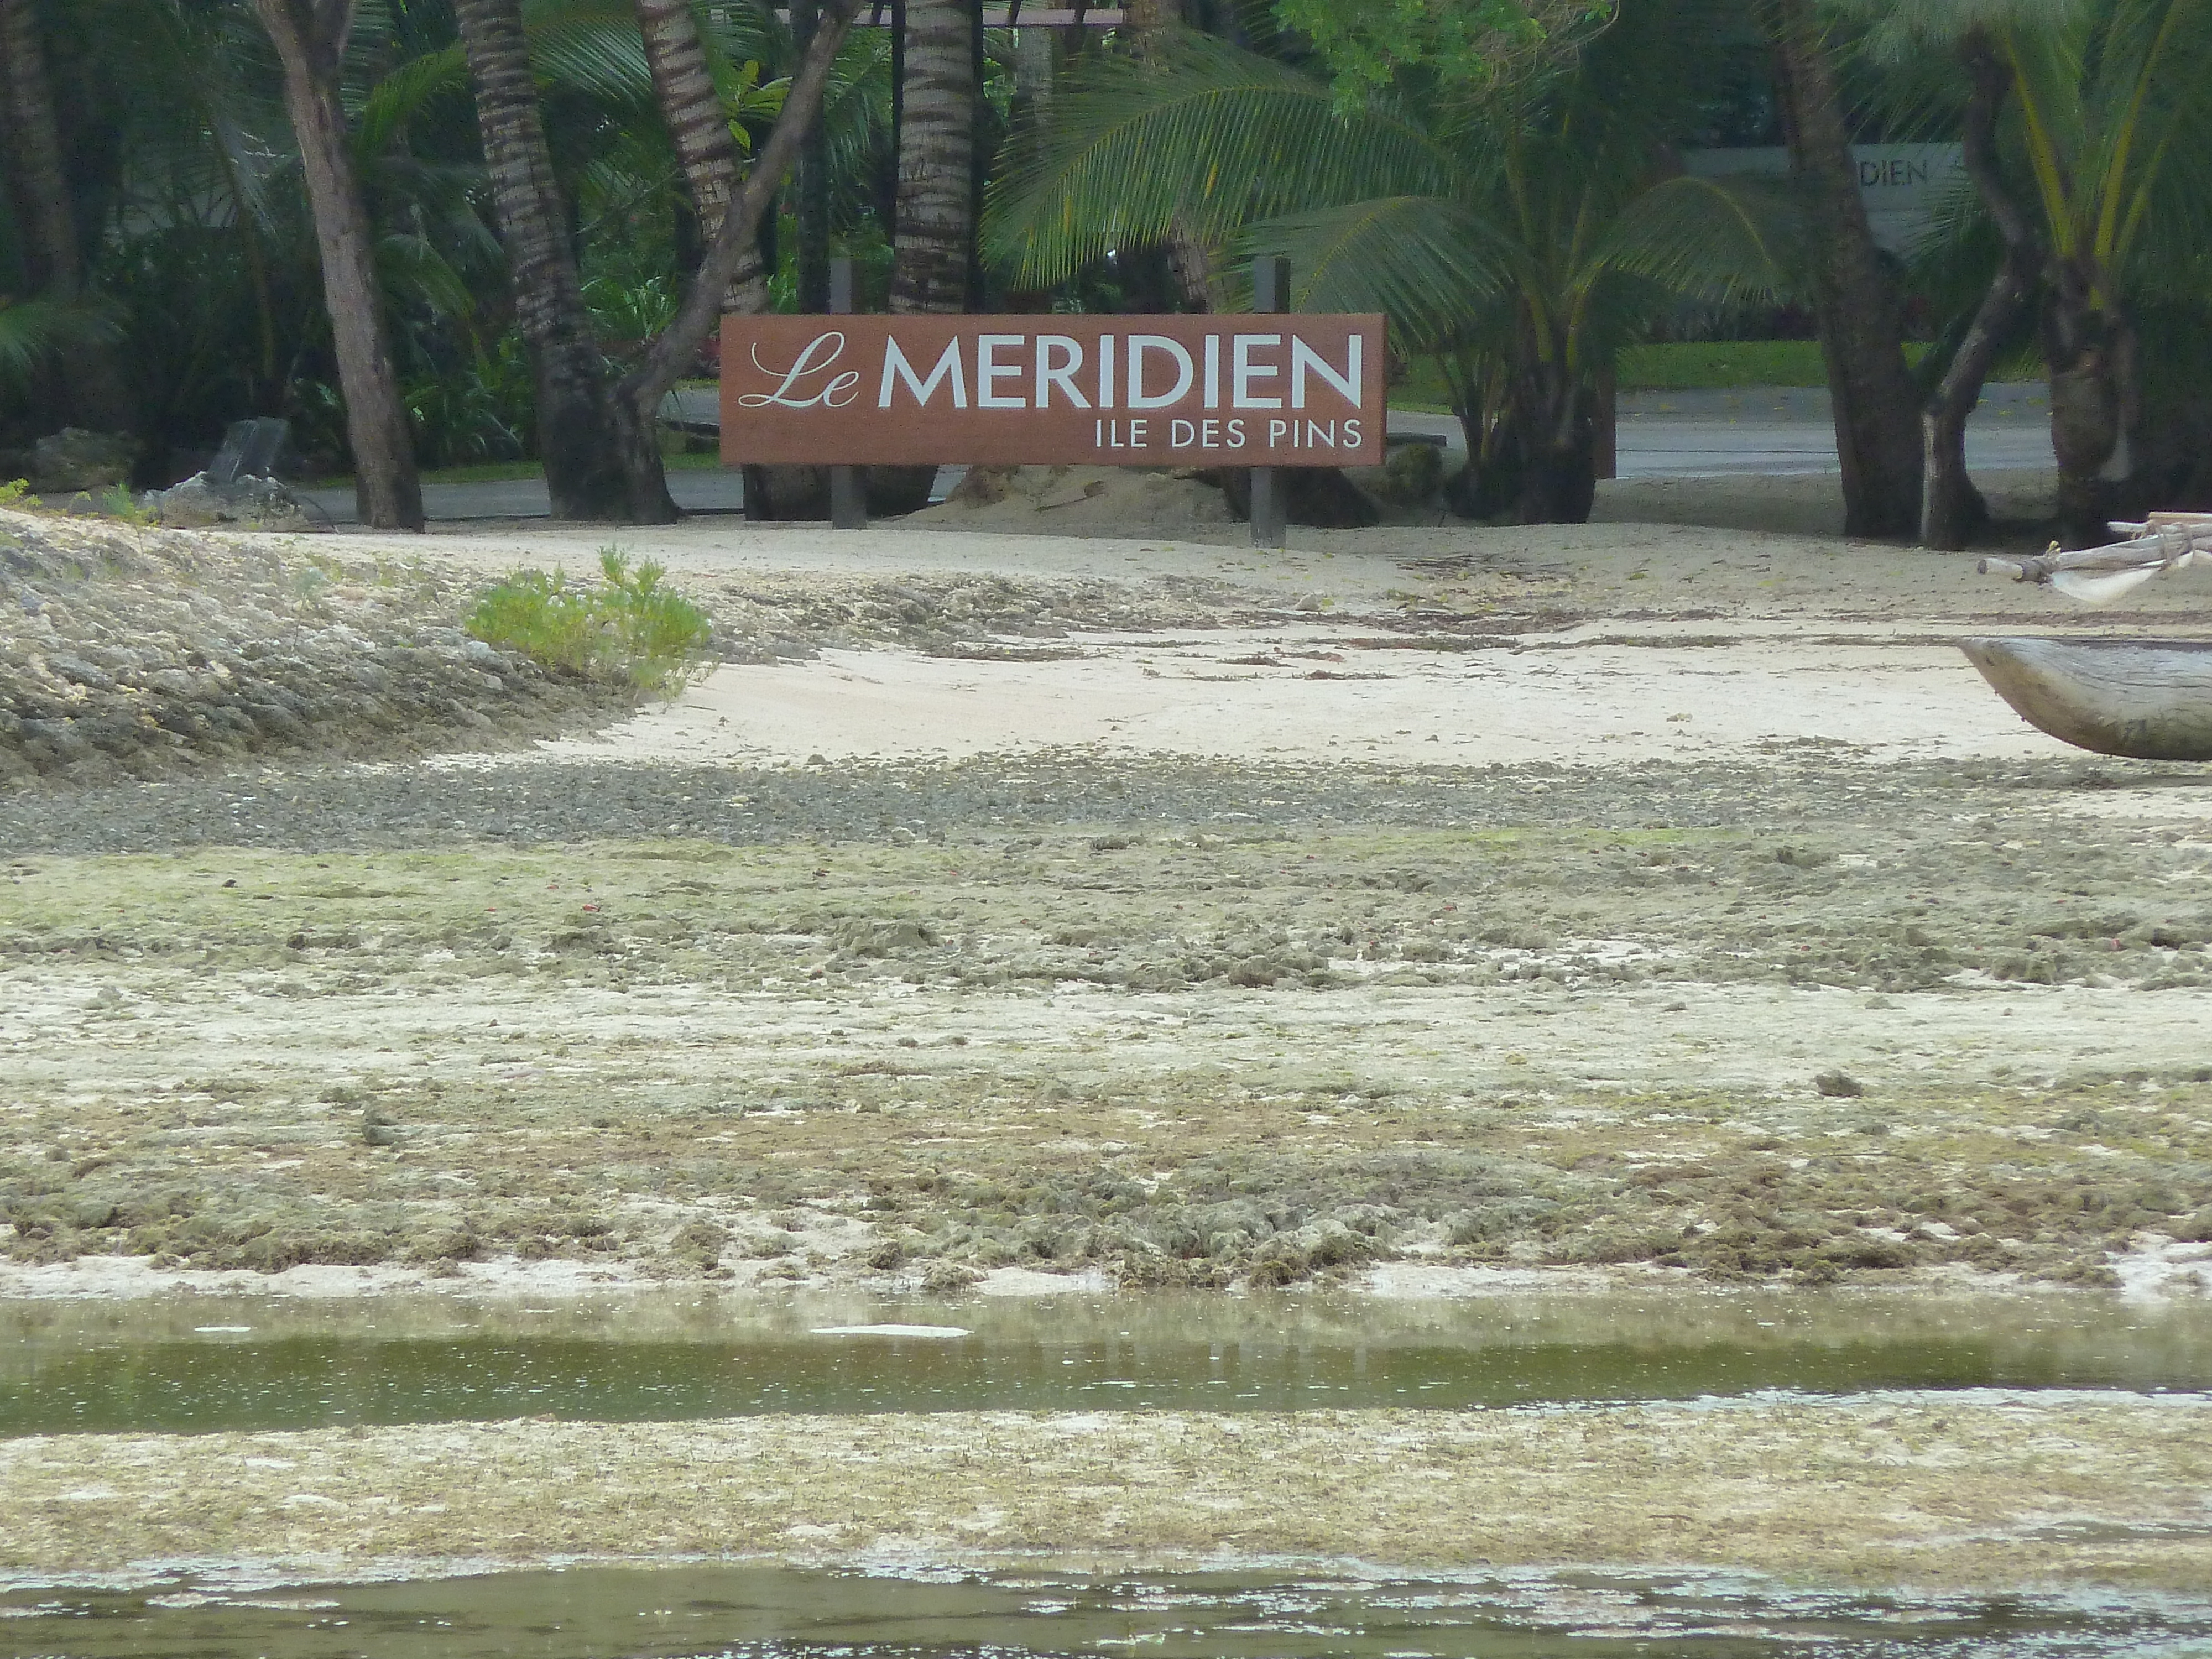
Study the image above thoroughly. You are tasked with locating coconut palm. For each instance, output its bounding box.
[1759,0,1923,538]
[1863,0,2212,542]
[455,0,680,522]
[891,0,977,312]
[987,0,1789,523]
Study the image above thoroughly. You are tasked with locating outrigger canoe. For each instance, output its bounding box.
[1959,637,2212,761]
[1966,512,2212,760]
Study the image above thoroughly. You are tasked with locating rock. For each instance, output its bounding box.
[1814,1069,1866,1098]
[152,472,325,533]
[29,428,138,493]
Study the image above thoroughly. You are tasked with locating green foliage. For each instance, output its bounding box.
[465,546,714,694]
[0,297,119,392]
[988,4,1782,519]
[88,484,158,526]
[1274,0,1615,100]
[0,479,28,508]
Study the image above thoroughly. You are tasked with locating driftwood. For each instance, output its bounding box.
[1959,636,2212,760]
[1979,513,2212,603]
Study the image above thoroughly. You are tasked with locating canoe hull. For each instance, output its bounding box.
[1960,636,2212,761]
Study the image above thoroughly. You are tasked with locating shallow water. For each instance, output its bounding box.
[7,1562,2211,1659]
[7,1288,2212,1436]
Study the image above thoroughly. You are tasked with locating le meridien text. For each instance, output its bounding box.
[738,328,1368,453]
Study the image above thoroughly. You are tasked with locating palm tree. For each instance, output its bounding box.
[1760,0,1923,538]
[0,0,138,435]
[987,1,1788,523]
[890,0,976,312]
[633,0,770,316]
[455,0,680,521]
[251,0,426,529]
[1864,0,2212,542]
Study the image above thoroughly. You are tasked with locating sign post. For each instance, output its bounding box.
[1249,255,1289,548]
[827,258,866,531]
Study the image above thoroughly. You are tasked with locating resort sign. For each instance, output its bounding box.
[719,314,1386,469]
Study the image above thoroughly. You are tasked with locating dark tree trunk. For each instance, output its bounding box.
[1922,30,2038,551]
[1441,340,1595,524]
[0,0,135,435]
[890,0,975,312]
[250,0,425,529]
[2046,259,2136,546]
[455,0,676,523]
[863,0,974,512]
[619,0,859,521]
[793,0,833,314]
[634,0,768,315]
[1511,338,1597,524]
[1763,0,1922,538]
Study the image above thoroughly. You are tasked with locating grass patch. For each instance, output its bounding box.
[465,547,714,693]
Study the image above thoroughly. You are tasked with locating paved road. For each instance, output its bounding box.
[302,381,2054,523]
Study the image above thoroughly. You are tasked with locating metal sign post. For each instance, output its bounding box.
[1249,255,1289,549]
[827,257,867,530]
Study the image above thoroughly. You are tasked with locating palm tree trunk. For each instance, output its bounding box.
[621,0,858,408]
[634,0,768,316]
[250,0,425,530]
[792,0,833,312]
[2045,260,2135,546]
[456,0,677,523]
[1763,0,1922,538]
[0,0,135,435]
[890,0,975,313]
[1922,31,2037,551]
[1512,335,1597,524]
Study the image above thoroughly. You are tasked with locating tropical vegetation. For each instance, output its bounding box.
[3,0,2209,542]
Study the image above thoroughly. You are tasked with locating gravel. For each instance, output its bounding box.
[0,748,2133,855]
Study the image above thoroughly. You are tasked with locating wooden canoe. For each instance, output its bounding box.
[1959,637,2212,760]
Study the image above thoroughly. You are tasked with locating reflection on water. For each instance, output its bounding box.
[5,1562,2209,1659]
[6,1290,2211,1436]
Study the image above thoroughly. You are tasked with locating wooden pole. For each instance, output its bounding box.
[829,257,868,529]
[1249,254,1288,549]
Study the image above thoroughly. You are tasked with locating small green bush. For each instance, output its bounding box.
[0,478,28,507]
[465,546,713,694]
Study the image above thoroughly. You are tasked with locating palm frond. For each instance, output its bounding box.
[0,299,118,390]
[1597,174,1799,308]
[520,0,658,104]
[983,29,1459,289]
[355,44,471,159]
[1228,197,1508,353]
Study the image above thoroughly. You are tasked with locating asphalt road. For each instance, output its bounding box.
[302,381,2054,523]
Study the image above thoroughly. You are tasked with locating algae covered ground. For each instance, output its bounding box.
[6,747,2210,1295]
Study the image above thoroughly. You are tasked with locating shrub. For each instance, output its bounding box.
[465,546,713,694]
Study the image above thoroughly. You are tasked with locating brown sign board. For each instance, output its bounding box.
[719,314,1385,469]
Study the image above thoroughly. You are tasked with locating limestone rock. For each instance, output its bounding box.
[29,428,138,493]
[152,472,325,533]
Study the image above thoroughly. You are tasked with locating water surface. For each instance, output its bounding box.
[6,1561,2209,1659]
[7,1289,2209,1436]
